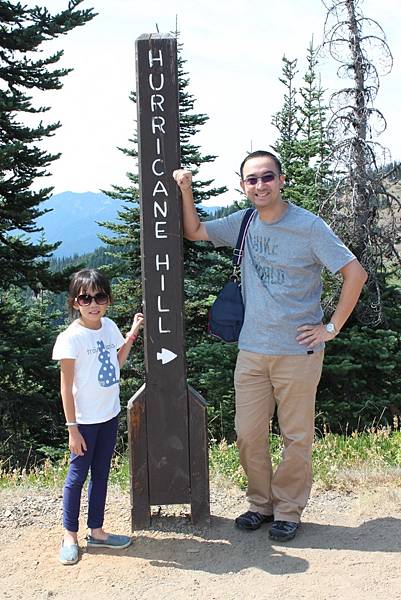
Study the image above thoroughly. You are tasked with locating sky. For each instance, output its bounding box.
[25,0,401,205]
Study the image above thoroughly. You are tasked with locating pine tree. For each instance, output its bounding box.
[296,39,331,212]
[271,56,299,189]
[272,43,330,213]
[0,0,96,291]
[0,0,96,467]
[0,287,65,466]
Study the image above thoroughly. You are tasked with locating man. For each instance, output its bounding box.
[173,150,367,541]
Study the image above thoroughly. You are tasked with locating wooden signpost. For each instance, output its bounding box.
[127,33,210,529]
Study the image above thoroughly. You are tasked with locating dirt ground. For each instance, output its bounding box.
[1,481,401,600]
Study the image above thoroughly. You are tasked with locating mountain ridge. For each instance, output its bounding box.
[33,191,220,258]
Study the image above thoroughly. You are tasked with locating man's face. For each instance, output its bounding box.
[240,156,285,213]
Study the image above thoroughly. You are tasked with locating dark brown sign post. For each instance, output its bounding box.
[127,33,210,530]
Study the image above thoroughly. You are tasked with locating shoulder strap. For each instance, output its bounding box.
[232,208,256,268]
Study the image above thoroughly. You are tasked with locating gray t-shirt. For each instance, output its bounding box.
[205,202,355,355]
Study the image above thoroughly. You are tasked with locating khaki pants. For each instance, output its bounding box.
[234,349,324,522]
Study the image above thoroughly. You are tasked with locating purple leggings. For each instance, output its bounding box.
[63,415,118,532]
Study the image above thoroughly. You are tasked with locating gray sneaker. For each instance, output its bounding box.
[86,533,132,549]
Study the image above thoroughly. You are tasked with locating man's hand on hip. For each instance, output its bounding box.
[296,323,336,349]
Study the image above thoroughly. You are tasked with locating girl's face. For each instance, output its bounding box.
[73,286,110,329]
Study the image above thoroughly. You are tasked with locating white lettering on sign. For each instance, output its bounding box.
[155,254,169,271]
[157,295,170,312]
[151,116,165,134]
[153,200,167,218]
[152,180,168,197]
[146,46,178,356]
[152,159,164,176]
[155,221,167,238]
[151,94,164,112]
[158,316,171,334]
[149,72,164,91]
[149,49,163,67]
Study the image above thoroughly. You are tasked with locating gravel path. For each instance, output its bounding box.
[1,482,401,600]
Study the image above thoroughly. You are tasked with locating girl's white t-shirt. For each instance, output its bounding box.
[52,317,125,424]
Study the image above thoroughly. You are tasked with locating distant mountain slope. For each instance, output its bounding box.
[34,191,221,258]
[33,192,122,257]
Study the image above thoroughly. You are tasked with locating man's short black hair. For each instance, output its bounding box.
[240,150,283,179]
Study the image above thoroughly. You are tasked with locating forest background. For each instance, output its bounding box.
[1,0,401,470]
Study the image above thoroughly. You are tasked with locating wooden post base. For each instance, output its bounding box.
[128,384,209,530]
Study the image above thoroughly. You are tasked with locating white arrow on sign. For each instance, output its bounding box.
[156,348,177,365]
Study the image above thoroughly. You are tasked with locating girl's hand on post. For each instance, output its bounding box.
[128,312,144,339]
[68,427,87,456]
[173,169,192,190]
[119,312,144,366]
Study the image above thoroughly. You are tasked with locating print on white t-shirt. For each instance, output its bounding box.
[97,340,119,387]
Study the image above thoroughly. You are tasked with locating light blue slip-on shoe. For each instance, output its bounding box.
[86,533,132,549]
[59,542,79,565]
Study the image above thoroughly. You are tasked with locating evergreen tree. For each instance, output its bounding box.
[0,287,65,466]
[0,0,96,467]
[271,56,299,189]
[208,205,240,220]
[296,40,331,212]
[0,0,96,291]
[272,42,330,213]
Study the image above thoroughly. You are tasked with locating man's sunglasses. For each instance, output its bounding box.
[75,292,109,307]
[243,173,278,186]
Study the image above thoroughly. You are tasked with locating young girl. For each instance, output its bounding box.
[52,268,143,565]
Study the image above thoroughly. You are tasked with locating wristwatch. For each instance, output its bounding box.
[325,322,338,335]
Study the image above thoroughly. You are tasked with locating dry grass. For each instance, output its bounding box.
[1,429,401,493]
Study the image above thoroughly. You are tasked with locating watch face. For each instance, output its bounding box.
[326,323,335,334]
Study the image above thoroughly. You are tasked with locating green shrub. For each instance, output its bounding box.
[317,325,401,432]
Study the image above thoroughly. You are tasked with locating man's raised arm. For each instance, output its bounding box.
[173,169,210,241]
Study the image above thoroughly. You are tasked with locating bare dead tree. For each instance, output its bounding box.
[320,0,400,323]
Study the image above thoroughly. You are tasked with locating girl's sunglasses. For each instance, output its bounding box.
[75,292,109,307]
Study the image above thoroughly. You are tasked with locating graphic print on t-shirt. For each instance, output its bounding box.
[250,234,285,287]
[96,340,119,387]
